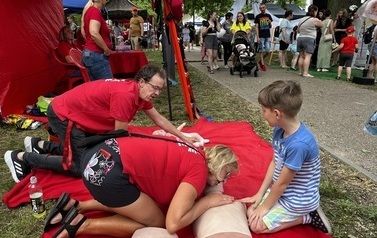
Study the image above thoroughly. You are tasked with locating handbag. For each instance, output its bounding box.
[332,41,339,50]
[323,20,333,42]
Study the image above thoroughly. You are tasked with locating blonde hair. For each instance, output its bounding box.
[205,145,238,177]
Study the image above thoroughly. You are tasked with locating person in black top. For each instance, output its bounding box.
[221,12,234,69]
[255,3,273,71]
[201,11,221,74]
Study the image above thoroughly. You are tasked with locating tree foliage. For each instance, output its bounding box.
[184,0,234,18]
[327,0,361,19]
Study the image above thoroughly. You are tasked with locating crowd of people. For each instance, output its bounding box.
[3,2,344,238]
[192,4,363,81]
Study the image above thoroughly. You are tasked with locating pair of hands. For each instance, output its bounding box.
[238,194,266,229]
[152,123,210,148]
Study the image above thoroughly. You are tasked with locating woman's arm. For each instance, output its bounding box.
[314,18,324,28]
[89,20,111,56]
[144,108,200,145]
[166,182,233,234]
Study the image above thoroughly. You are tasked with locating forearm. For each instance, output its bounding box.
[256,160,275,196]
[154,116,185,140]
[259,180,288,211]
[166,196,211,234]
[91,33,111,53]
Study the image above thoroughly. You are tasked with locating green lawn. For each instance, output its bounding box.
[0,51,376,238]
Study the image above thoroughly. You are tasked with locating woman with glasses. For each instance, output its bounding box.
[5,65,204,185]
[81,0,113,80]
[46,143,238,237]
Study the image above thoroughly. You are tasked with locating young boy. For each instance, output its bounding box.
[239,80,332,235]
[332,26,359,81]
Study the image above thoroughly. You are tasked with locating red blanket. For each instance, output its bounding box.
[2,118,331,238]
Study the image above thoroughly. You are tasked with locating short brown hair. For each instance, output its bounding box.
[258,80,303,118]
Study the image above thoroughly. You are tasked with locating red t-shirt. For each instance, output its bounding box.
[84,6,111,53]
[51,80,153,133]
[340,36,358,54]
[118,136,208,211]
[57,41,78,62]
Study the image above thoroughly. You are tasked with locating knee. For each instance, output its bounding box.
[250,225,266,234]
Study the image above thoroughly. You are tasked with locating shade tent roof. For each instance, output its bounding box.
[106,0,148,20]
[62,0,148,20]
[62,0,87,11]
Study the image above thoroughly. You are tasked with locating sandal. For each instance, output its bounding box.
[44,192,79,231]
[52,207,87,238]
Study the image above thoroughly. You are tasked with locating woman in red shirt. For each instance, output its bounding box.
[46,139,238,237]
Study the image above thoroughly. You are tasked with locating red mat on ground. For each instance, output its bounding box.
[2,118,331,238]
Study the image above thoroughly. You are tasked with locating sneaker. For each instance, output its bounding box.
[309,206,332,235]
[24,136,44,154]
[290,67,297,71]
[317,68,322,72]
[322,68,329,72]
[224,65,229,69]
[213,65,220,70]
[335,75,340,80]
[4,150,31,183]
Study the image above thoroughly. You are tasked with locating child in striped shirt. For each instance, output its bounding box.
[239,80,332,235]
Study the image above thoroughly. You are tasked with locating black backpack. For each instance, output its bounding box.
[274,26,280,38]
[364,24,376,44]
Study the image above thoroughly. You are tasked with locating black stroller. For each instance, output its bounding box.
[230,31,258,78]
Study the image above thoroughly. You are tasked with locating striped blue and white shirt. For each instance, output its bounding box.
[272,123,320,214]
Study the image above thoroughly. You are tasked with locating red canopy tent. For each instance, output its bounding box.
[0,0,65,117]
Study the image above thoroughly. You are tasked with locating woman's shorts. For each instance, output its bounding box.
[81,138,140,207]
[205,35,218,50]
[338,53,354,67]
[297,37,316,54]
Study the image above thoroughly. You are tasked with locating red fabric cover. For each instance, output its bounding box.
[0,0,65,116]
[2,118,331,238]
[109,51,149,76]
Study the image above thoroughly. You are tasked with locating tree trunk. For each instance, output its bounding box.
[327,0,360,19]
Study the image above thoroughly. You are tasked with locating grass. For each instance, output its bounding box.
[270,52,377,91]
[0,50,376,238]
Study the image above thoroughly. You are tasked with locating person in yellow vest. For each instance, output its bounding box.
[129,6,144,50]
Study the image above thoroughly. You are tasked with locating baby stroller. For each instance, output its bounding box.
[230,31,258,78]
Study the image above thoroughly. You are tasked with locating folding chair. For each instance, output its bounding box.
[52,47,84,90]
[69,48,91,83]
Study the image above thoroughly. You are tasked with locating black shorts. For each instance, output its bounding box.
[279,40,289,51]
[81,139,140,207]
[339,53,353,67]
